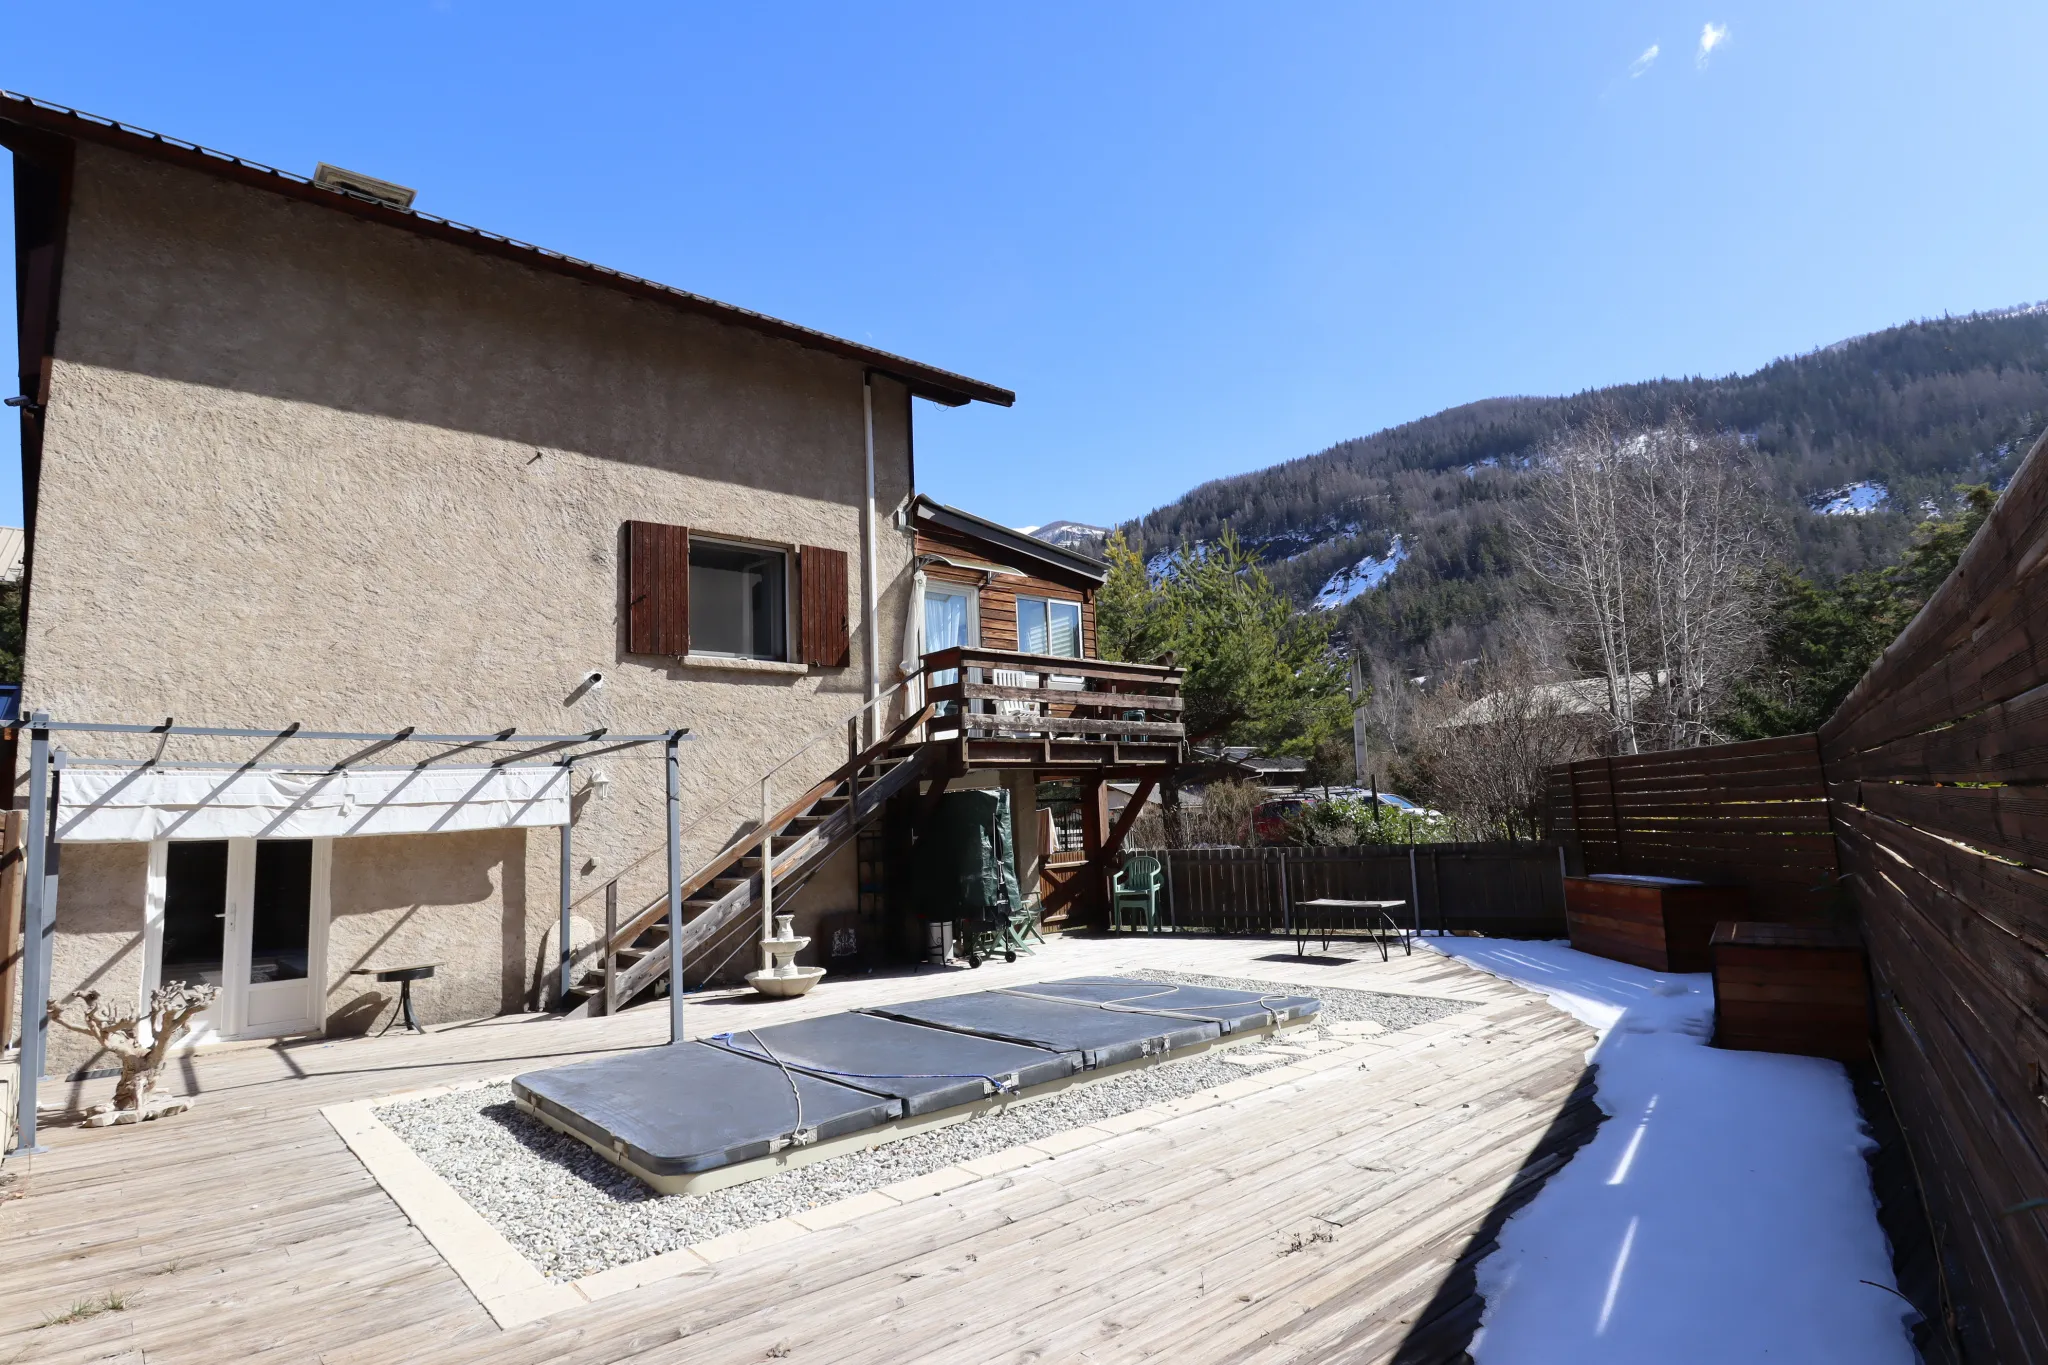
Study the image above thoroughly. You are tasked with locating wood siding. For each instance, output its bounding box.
[915,527,1096,659]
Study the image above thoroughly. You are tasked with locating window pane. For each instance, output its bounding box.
[925,589,970,651]
[1017,597,1049,654]
[689,541,787,660]
[1049,601,1082,657]
[250,841,313,984]
[162,841,229,988]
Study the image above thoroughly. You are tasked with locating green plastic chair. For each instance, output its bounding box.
[1112,855,1164,933]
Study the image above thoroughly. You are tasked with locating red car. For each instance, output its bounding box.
[1252,795,1312,842]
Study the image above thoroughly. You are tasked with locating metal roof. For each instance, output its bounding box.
[911,495,1109,586]
[0,90,1014,410]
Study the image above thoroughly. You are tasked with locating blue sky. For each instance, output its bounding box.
[5,2,2047,531]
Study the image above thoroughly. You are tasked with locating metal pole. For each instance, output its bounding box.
[665,734,685,1045]
[861,376,880,746]
[759,780,775,973]
[603,881,618,1016]
[557,815,573,1007]
[1408,842,1421,939]
[11,716,49,1154]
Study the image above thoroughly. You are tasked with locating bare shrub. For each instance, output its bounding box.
[1132,778,1265,848]
[1515,408,1769,752]
[1405,649,1603,841]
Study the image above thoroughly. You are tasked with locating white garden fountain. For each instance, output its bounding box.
[746,913,826,998]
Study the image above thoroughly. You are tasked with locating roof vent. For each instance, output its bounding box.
[313,163,417,210]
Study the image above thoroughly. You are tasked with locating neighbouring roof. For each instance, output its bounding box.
[911,496,1108,587]
[1444,674,1657,728]
[0,526,21,584]
[0,90,1013,410]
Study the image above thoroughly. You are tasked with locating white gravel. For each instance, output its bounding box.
[376,975,1469,1281]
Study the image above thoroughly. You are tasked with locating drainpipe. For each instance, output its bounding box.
[862,375,880,744]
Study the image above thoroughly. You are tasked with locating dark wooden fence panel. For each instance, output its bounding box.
[1126,843,1567,939]
[1536,428,2048,1360]
[1546,734,1839,921]
[1813,430,2048,1363]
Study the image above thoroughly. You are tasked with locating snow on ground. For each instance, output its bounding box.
[1811,480,1889,516]
[1312,535,1407,608]
[1424,938,1915,1365]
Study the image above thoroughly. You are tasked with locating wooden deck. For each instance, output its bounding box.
[0,936,1598,1365]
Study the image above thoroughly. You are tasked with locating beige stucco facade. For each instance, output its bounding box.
[26,141,932,1074]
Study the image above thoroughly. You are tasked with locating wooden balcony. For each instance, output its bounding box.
[917,646,1184,776]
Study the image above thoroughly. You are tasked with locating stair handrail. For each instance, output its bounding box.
[601,697,935,959]
[755,679,911,969]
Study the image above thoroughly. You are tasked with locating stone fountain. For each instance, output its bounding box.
[746,913,826,998]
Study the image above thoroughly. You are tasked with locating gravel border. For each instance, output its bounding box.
[377,976,1471,1281]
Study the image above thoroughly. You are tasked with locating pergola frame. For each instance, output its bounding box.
[9,712,693,1155]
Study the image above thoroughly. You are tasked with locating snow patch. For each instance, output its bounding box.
[1312,535,1407,609]
[1422,938,1915,1365]
[1462,456,1503,479]
[1811,481,1889,516]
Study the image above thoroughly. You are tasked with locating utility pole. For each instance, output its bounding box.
[1348,656,1369,788]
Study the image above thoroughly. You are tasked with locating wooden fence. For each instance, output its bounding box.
[1113,843,1568,939]
[1816,432,2048,1361]
[1546,734,1840,921]
[1538,431,2048,1361]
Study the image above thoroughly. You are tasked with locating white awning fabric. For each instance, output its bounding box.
[55,765,571,842]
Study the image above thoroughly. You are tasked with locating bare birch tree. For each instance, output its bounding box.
[1515,409,1768,752]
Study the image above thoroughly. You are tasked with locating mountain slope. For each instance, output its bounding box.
[1121,306,2048,669]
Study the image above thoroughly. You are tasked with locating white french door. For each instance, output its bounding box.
[143,837,332,1044]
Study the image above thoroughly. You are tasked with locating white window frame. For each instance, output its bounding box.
[1015,595,1084,659]
[686,534,795,663]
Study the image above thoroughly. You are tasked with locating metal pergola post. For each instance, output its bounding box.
[12,716,51,1155]
[557,815,574,1006]
[665,732,685,1045]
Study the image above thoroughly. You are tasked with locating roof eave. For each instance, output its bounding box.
[912,496,1109,585]
[0,90,1014,410]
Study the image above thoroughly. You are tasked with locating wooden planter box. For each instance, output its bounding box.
[1563,874,1747,972]
[1710,922,1869,1061]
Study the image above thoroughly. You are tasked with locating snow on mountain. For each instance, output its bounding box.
[1313,536,1408,609]
[1026,520,1110,554]
[1811,481,1889,516]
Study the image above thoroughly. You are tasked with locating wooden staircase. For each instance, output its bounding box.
[562,705,934,1017]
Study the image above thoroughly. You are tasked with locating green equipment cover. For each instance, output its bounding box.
[912,789,1023,923]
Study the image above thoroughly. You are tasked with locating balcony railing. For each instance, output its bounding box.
[918,646,1184,768]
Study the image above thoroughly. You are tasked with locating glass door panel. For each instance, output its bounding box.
[243,840,316,1032]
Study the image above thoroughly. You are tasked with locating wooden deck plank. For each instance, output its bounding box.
[1,936,1595,1365]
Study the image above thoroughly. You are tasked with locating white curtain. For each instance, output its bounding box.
[57,765,571,842]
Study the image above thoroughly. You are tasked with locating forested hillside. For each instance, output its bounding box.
[1119,306,2048,669]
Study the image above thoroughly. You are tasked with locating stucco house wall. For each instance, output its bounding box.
[26,141,918,1073]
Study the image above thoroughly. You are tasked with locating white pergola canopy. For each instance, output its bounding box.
[57,764,570,842]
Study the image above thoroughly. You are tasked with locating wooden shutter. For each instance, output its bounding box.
[625,521,690,655]
[796,545,849,667]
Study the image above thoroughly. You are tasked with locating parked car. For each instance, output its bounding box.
[1254,789,1438,841]
[1252,794,1314,841]
[1332,788,1438,817]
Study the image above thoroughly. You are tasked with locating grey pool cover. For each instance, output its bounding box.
[1012,977,1321,1034]
[706,1013,1078,1116]
[866,990,1221,1068]
[513,1042,899,1176]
